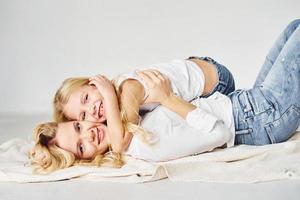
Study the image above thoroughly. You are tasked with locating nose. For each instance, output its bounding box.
[85,103,98,119]
[82,129,95,143]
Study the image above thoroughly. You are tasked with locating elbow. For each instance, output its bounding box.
[110,137,125,153]
[111,143,123,154]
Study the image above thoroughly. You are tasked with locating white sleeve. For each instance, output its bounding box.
[191,120,233,152]
[186,108,219,133]
[130,106,233,162]
[148,120,232,162]
[175,107,232,153]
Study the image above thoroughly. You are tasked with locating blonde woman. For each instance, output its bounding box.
[31,71,234,173]
[30,19,300,174]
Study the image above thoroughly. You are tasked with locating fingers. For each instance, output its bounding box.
[89,75,110,86]
[146,69,167,82]
[136,71,155,88]
[137,69,165,83]
[89,74,108,82]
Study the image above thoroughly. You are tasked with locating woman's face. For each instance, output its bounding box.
[63,85,106,122]
[52,121,110,159]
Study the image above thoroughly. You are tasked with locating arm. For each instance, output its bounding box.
[132,71,232,161]
[91,75,147,152]
[137,70,224,133]
[119,79,145,124]
[161,95,220,133]
[118,79,146,150]
[89,75,125,153]
[136,70,196,119]
[161,93,196,119]
[148,119,232,162]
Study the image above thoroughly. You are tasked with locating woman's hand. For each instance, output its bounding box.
[89,75,116,100]
[136,69,173,104]
[138,69,196,119]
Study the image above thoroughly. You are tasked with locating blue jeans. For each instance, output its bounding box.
[229,19,300,145]
[187,56,235,97]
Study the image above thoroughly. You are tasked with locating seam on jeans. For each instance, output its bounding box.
[239,92,254,117]
[264,105,300,144]
[264,122,277,144]
[251,88,278,116]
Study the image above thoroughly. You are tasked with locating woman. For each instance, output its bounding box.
[30,19,300,174]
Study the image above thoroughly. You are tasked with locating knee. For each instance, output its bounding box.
[287,19,300,29]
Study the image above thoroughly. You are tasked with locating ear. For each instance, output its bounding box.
[88,81,96,87]
[48,138,56,146]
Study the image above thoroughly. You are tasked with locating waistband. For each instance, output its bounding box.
[188,56,235,97]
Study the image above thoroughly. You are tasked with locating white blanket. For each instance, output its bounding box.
[1,131,300,183]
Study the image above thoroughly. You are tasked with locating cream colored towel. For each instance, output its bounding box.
[1,131,299,183]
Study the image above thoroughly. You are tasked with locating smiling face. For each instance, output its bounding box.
[52,121,110,159]
[63,85,106,122]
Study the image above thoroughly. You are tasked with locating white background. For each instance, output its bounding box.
[0,0,299,115]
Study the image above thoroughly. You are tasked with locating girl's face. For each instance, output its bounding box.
[63,85,106,122]
[52,121,110,159]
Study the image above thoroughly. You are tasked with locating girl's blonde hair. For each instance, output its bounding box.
[29,122,124,174]
[53,78,89,122]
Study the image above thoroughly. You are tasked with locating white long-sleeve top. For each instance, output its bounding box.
[125,92,235,162]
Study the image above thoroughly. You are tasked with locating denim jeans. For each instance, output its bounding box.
[187,56,235,97]
[229,19,300,145]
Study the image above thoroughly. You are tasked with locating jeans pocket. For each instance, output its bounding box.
[265,105,300,143]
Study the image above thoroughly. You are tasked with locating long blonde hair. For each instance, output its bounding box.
[29,122,124,174]
[53,77,156,144]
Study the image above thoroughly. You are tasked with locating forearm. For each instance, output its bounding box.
[101,78,145,152]
[104,94,125,153]
[162,94,221,133]
[161,94,196,119]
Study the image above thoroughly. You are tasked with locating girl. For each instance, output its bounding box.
[30,19,300,174]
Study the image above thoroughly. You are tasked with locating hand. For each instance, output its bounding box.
[136,69,173,104]
[89,75,117,101]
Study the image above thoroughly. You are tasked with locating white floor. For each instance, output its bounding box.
[1,114,300,200]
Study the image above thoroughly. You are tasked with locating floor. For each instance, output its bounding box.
[1,114,300,200]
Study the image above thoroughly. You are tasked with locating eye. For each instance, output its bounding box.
[84,94,89,103]
[75,122,81,132]
[81,112,86,120]
[79,143,84,154]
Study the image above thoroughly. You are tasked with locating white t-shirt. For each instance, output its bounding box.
[125,92,235,162]
[114,59,206,111]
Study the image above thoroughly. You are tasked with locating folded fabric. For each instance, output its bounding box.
[0,131,300,183]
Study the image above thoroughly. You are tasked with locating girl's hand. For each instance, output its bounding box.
[136,69,173,104]
[89,75,116,100]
